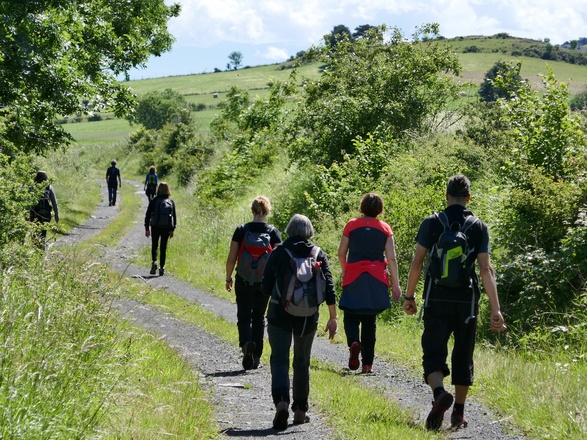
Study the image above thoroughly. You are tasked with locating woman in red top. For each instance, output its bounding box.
[338,193,402,373]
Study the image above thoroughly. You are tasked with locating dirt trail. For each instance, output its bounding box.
[56,180,527,440]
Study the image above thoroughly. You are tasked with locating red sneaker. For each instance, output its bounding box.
[348,341,361,370]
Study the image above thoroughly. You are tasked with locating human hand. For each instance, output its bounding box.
[225,277,233,292]
[324,318,338,340]
[402,298,417,315]
[490,311,507,332]
[169,230,174,238]
[145,228,150,238]
[391,285,402,302]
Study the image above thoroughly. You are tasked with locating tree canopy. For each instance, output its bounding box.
[0,0,180,157]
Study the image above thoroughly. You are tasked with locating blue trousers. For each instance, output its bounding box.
[267,322,315,411]
[107,184,118,205]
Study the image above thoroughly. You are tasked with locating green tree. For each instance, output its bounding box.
[0,0,180,157]
[288,23,462,166]
[478,61,523,102]
[129,89,193,130]
[228,51,243,70]
[352,24,376,40]
[327,24,354,47]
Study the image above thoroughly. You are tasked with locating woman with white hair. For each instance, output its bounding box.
[261,214,338,431]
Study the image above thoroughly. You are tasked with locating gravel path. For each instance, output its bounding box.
[56,180,528,440]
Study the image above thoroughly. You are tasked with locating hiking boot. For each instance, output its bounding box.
[450,409,469,429]
[426,391,454,431]
[242,341,256,371]
[252,355,261,369]
[159,267,164,276]
[150,262,157,275]
[348,341,361,370]
[361,364,373,374]
[272,401,289,430]
[293,409,310,425]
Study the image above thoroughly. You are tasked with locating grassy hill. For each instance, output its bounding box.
[66,34,587,138]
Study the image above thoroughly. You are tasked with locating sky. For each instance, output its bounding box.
[127,0,587,80]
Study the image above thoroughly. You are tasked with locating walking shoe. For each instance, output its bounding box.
[348,341,361,370]
[293,409,310,425]
[252,355,261,369]
[450,409,469,429]
[242,341,256,371]
[150,262,157,275]
[159,267,164,276]
[272,401,289,430]
[425,391,454,431]
[361,364,373,374]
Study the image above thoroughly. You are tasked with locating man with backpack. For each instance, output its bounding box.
[403,174,506,431]
[225,196,282,371]
[261,214,338,431]
[106,159,121,206]
[29,170,59,248]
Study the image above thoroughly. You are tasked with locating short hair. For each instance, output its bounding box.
[157,182,171,197]
[34,171,48,183]
[149,165,156,173]
[285,214,314,239]
[251,195,271,216]
[360,193,384,217]
[446,174,471,198]
[111,160,117,166]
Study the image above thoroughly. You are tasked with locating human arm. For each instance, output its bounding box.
[117,170,122,187]
[337,234,349,276]
[144,199,154,237]
[321,249,339,339]
[225,240,239,292]
[324,303,338,339]
[403,244,428,315]
[384,234,402,301]
[49,186,59,223]
[477,252,506,332]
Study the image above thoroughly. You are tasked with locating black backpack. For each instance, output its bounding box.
[150,198,175,229]
[33,188,52,221]
[274,246,326,317]
[427,212,479,288]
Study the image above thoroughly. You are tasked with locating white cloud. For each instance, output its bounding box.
[260,46,290,61]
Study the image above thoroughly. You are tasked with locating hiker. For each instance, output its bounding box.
[106,159,122,206]
[144,182,177,276]
[261,214,338,431]
[144,165,158,202]
[402,174,506,431]
[29,171,59,248]
[225,195,282,370]
[338,193,402,374]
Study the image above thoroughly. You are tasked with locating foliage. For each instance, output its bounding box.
[326,24,354,47]
[478,61,524,102]
[0,250,124,438]
[128,122,213,186]
[570,87,587,111]
[198,79,296,204]
[228,51,243,70]
[0,0,180,156]
[464,67,587,341]
[128,88,193,130]
[0,154,37,248]
[287,23,462,167]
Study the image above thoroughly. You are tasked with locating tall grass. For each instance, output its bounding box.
[0,248,123,438]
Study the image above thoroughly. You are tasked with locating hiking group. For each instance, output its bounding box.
[225,174,507,432]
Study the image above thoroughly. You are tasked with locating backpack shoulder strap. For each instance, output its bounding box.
[461,215,479,233]
[437,212,450,231]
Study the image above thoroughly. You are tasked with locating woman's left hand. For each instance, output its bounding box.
[324,318,338,340]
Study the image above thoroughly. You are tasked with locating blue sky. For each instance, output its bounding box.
[128,0,587,80]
